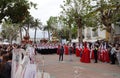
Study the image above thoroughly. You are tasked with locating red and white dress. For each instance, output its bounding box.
[64,44,69,55]
[76,46,80,57]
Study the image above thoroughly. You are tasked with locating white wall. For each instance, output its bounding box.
[83,27,106,41]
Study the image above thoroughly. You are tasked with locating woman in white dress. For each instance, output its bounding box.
[23,44,37,78]
[116,46,120,66]
[15,49,30,78]
[26,44,35,64]
[23,63,37,78]
[11,46,21,78]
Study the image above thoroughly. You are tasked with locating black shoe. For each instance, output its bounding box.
[111,63,115,64]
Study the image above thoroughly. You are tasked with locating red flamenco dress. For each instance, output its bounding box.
[99,49,105,62]
[98,50,101,60]
[64,45,69,55]
[79,48,82,57]
[80,42,91,63]
[104,49,110,63]
[76,46,80,57]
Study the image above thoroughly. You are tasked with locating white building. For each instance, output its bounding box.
[83,27,106,42]
[114,24,120,43]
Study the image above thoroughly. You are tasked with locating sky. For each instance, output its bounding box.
[28,0,64,38]
[29,0,64,24]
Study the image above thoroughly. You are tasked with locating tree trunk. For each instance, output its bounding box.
[9,35,12,44]
[22,27,27,37]
[109,27,114,43]
[48,29,50,41]
[27,25,30,36]
[34,28,37,43]
[69,25,72,43]
[78,27,83,43]
[11,34,18,44]
[19,27,22,42]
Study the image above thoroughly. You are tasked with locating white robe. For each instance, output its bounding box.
[26,46,35,56]
[26,46,35,63]
[24,64,37,78]
[116,52,120,65]
[15,55,30,78]
[11,49,23,78]
[11,49,17,78]
[36,71,50,78]
[11,48,27,78]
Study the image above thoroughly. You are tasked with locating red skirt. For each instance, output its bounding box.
[76,48,80,57]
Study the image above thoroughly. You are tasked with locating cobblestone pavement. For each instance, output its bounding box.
[37,54,120,78]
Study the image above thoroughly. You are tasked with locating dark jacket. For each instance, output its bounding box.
[0,62,11,78]
[60,46,64,54]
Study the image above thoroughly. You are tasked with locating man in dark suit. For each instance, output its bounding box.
[59,45,64,61]
[94,45,98,63]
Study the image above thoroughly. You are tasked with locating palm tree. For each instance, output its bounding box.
[19,24,23,42]
[43,17,56,41]
[22,15,34,37]
[1,21,19,44]
[32,19,42,43]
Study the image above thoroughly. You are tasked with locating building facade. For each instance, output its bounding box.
[114,25,120,43]
[83,27,106,42]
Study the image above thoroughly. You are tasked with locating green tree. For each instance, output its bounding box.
[18,17,42,43]
[1,21,19,43]
[71,25,77,39]
[32,19,42,43]
[89,0,120,43]
[61,0,93,43]
[22,14,35,37]
[43,16,57,41]
[57,20,78,41]
[59,14,73,42]
[0,0,36,23]
[19,24,24,42]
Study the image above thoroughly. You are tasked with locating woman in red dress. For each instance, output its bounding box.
[64,44,69,55]
[80,42,91,63]
[76,44,80,57]
[104,49,110,63]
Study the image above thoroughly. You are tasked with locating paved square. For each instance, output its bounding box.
[37,54,120,78]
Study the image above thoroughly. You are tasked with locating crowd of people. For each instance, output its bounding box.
[0,44,43,78]
[36,43,58,54]
[0,44,13,78]
[58,40,120,66]
[0,40,120,78]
